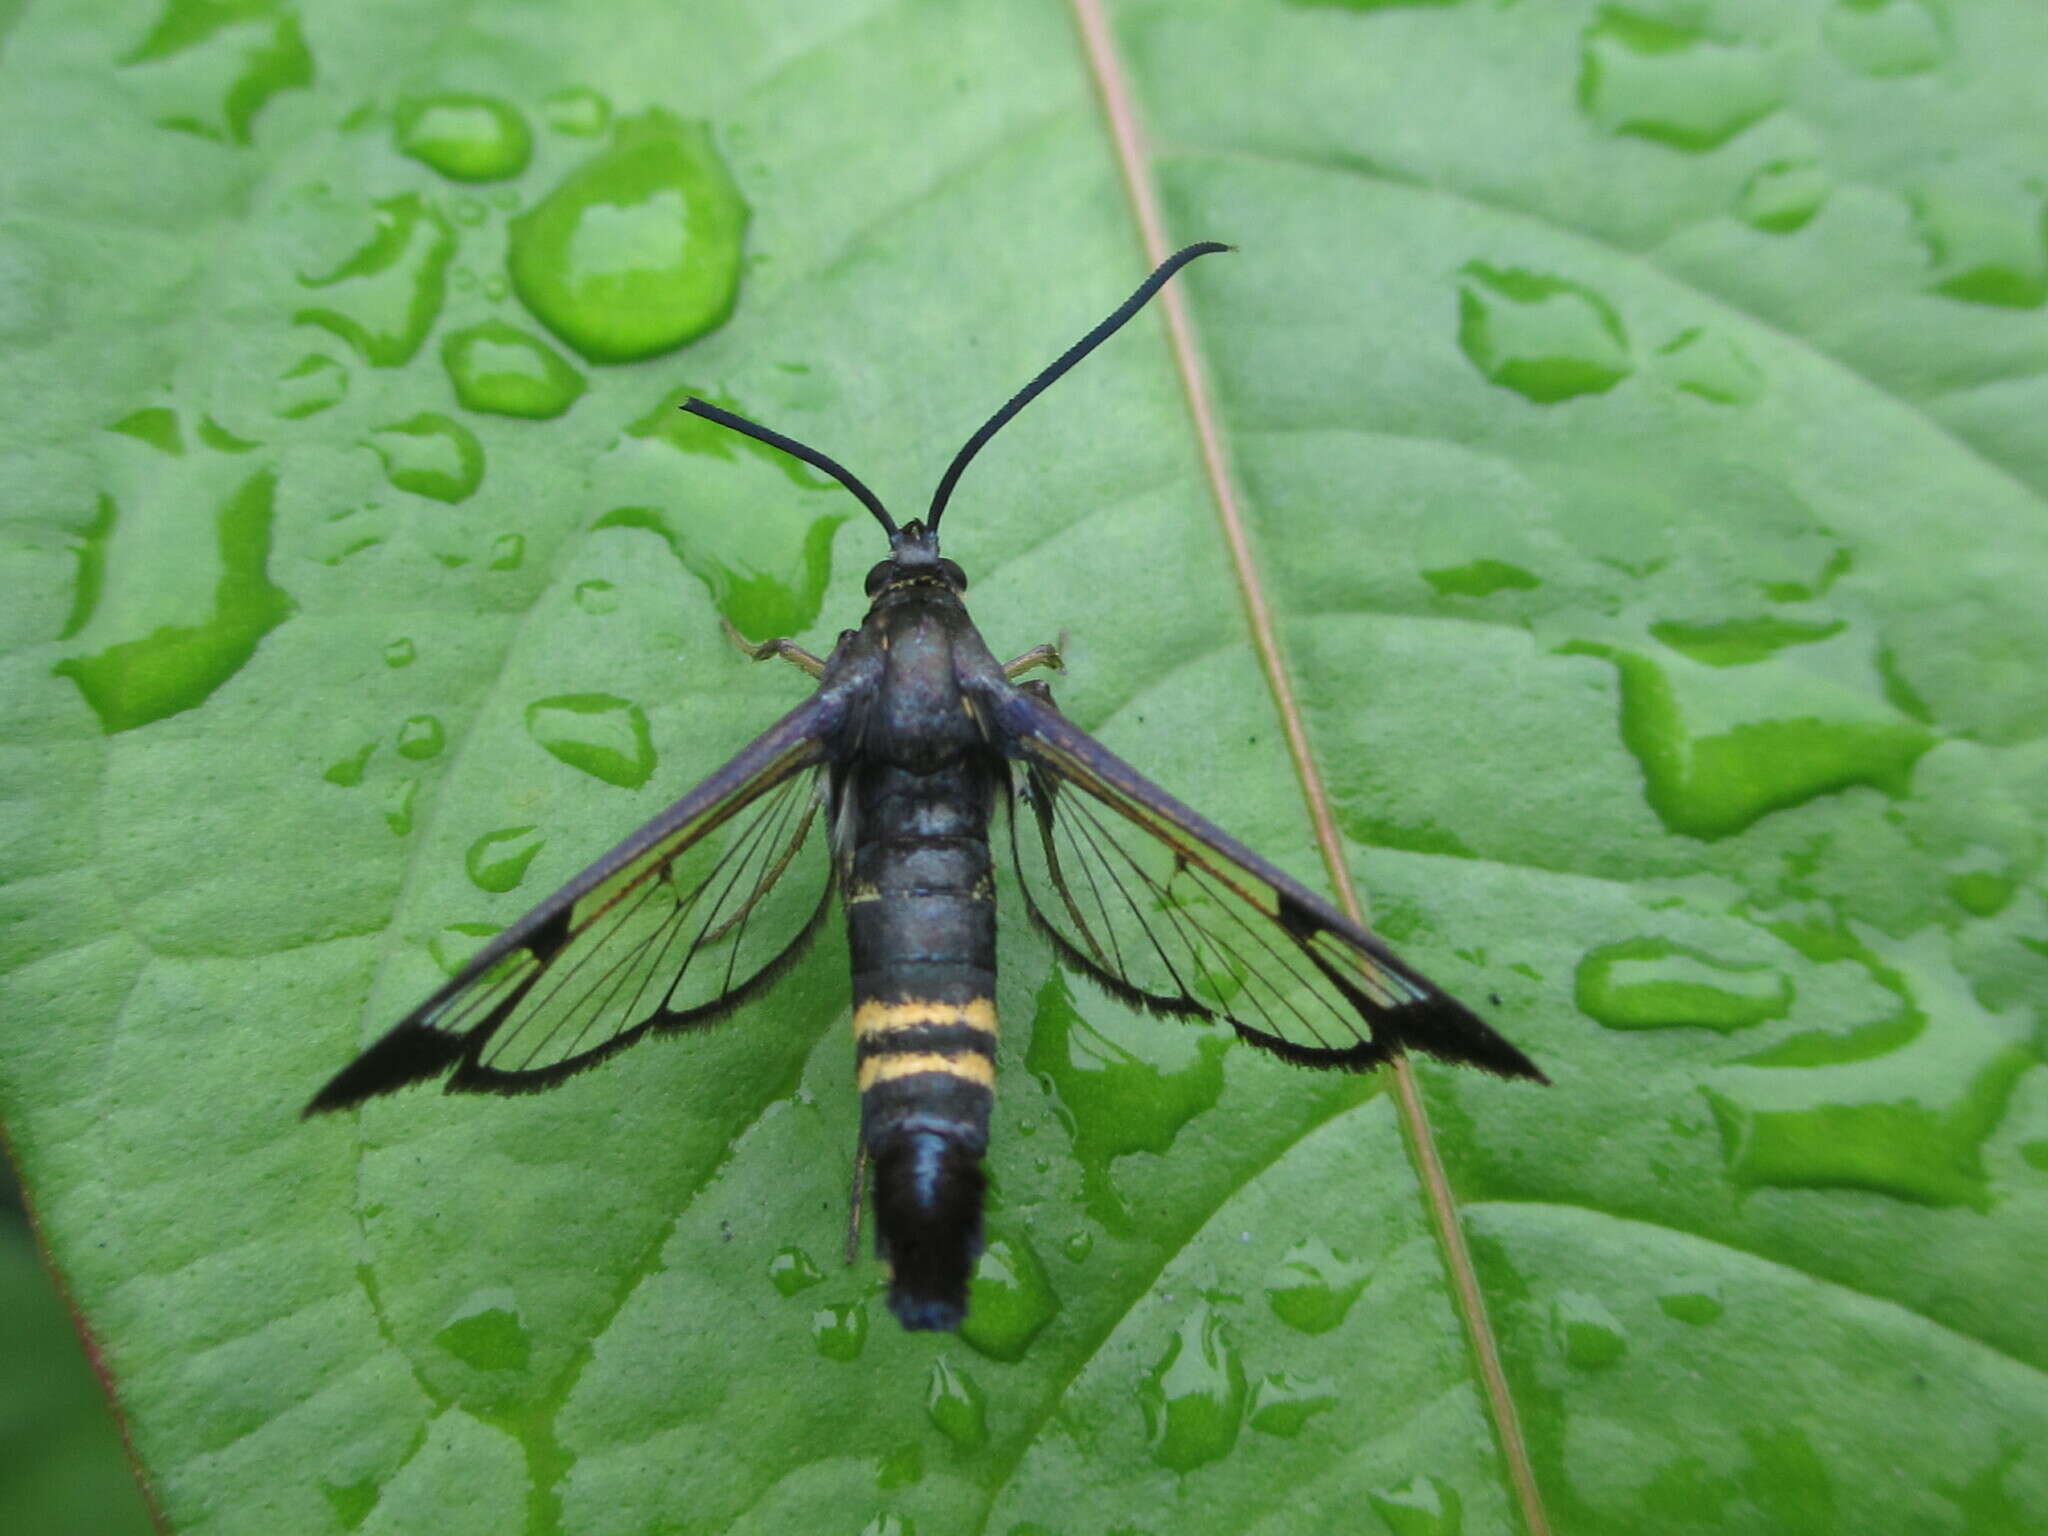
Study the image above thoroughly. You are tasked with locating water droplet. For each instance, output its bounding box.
[430,921,499,976]
[542,86,611,138]
[1422,559,1540,598]
[1650,616,1846,668]
[812,1300,868,1362]
[1061,1230,1093,1264]
[856,1516,909,1536]
[432,1289,531,1370]
[450,196,488,227]
[592,502,846,640]
[1657,1276,1724,1326]
[1909,173,2048,309]
[324,742,375,787]
[451,266,479,293]
[395,714,445,761]
[1025,968,1227,1230]
[441,319,586,418]
[925,1357,989,1450]
[1654,327,1764,406]
[53,471,295,734]
[574,578,619,614]
[1577,7,1787,152]
[318,1476,378,1531]
[383,637,415,668]
[296,194,455,367]
[959,1230,1058,1362]
[482,274,509,302]
[1264,1238,1371,1334]
[1738,158,1830,234]
[395,93,532,182]
[465,825,544,893]
[1368,1474,1463,1536]
[1948,869,2014,919]
[1822,0,1946,78]
[367,412,485,503]
[524,693,655,788]
[506,110,749,364]
[2019,1140,2048,1173]
[489,533,526,571]
[109,406,183,455]
[1456,263,1632,404]
[768,1245,826,1296]
[875,1443,922,1489]
[383,778,418,836]
[1578,937,1792,1033]
[1140,1303,1246,1473]
[1552,1291,1629,1370]
[119,0,312,144]
[197,416,259,453]
[274,353,348,419]
[1246,1372,1337,1438]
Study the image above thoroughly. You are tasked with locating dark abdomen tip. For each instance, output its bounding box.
[872,1123,986,1331]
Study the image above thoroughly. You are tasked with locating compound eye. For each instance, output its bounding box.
[939,559,968,591]
[863,560,893,597]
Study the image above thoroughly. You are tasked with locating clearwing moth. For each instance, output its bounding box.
[306,242,1548,1331]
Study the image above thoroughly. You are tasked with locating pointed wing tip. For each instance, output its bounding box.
[301,1022,467,1120]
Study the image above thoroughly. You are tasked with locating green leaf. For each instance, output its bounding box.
[3,3,2045,1534]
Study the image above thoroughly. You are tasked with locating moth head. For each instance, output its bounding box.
[865,521,967,598]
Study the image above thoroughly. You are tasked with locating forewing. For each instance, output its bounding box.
[996,684,1545,1081]
[306,690,844,1111]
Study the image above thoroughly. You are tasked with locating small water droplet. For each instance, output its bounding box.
[465,825,544,893]
[1947,869,2014,919]
[119,0,312,144]
[1738,158,1830,234]
[429,921,499,976]
[489,533,526,571]
[395,93,532,182]
[432,1289,531,1370]
[367,412,485,502]
[959,1230,1058,1363]
[383,637,415,668]
[767,1246,826,1296]
[450,196,488,227]
[1656,1276,1724,1326]
[1422,558,1540,598]
[383,777,418,836]
[1246,1372,1337,1438]
[273,353,348,419]
[324,742,375,787]
[1822,0,1946,78]
[524,693,655,788]
[1654,327,1764,406]
[1577,7,1787,152]
[812,1300,868,1362]
[506,110,749,364]
[1264,1238,1371,1334]
[1578,937,1792,1033]
[856,1515,909,1536]
[592,502,846,640]
[442,319,586,418]
[296,193,455,367]
[1909,173,2048,309]
[1140,1303,1246,1473]
[542,86,612,138]
[1367,1474,1463,1536]
[108,406,183,455]
[1552,1290,1629,1370]
[196,416,258,453]
[875,1443,922,1490]
[1061,1230,1093,1264]
[450,266,478,292]
[1650,616,1845,668]
[925,1357,989,1450]
[396,714,445,760]
[574,578,619,614]
[482,274,509,302]
[1457,262,1632,404]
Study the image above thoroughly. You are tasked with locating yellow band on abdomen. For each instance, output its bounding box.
[853,997,998,1040]
[857,1051,996,1092]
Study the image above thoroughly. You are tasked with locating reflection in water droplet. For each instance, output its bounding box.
[768,1246,826,1296]
[430,921,499,976]
[53,471,296,734]
[1140,1304,1246,1473]
[574,578,619,614]
[1456,263,1632,404]
[273,354,348,419]
[442,320,587,418]
[367,413,485,503]
[1822,0,1946,77]
[119,0,312,144]
[1657,1276,1724,1326]
[1577,7,1787,152]
[490,533,526,571]
[1553,1290,1629,1370]
[1264,1239,1371,1334]
[1422,559,1540,598]
[507,110,749,364]
[1655,327,1765,406]
[524,693,655,787]
[925,1357,989,1450]
[109,407,183,455]
[395,714,445,760]
[1024,968,1227,1231]
[433,1290,531,1370]
[812,1300,868,1361]
[465,825,543,893]
[1650,617,1845,668]
[395,93,532,182]
[296,194,455,367]
[591,503,846,640]
[384,637,416,668]
[960,1230,1058,1363]
[1909,174,2048,310]
[1368,1473,1464,1536]
[1246,1372,1337,1438]
[383,777,418,836]
[1738,158,1830,234]
[543,86,612,138]
[1578,937,1792,1033]
[324,742,375,787]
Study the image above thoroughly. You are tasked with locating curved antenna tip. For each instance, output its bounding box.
[679,398,898,538]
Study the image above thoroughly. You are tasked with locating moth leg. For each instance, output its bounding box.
[1002,629,1069,681]
[722,615,826,678]
[844,1140,869,1266]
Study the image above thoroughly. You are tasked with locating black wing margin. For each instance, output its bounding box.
[995,683,1546,1083]
[305,689,846,1114]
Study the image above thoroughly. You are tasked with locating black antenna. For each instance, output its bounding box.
[926,241,1232,533]
[680,398,899,538]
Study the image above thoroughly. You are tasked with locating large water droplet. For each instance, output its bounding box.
[1246,1372,1337,1438]
[1421,558,1540,598]
[433,1289,531,1371]
[1650,616,1845,668]
[767,1246,825,1296]
[1654,327,1764,406]
[506,110,749,364]
[465,825,544,893]
[1737,158,1830,234]
[296,194,455,367]
[442,320,587,418]
[1578,937,1792,1033]
[367,412,484,502]
[1552,1290,1629,1370]
[592,503,846,640]
[1578,7,1787,152]
[1264,1238,1371,1334]
[925,1357,989,1450]
[1822,0,1946,78]
[1909,173,2048,309]
[1024,968,1227,1231]
[1456,263,1632,404]
[812,1300,868,1362]
[959,1230,1058,1363]
[1139,1303,1246,1473]
[1368,1474,1463,1536]
[119,0,312,144]
[395,93,532,182]
[524,693,655,788]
